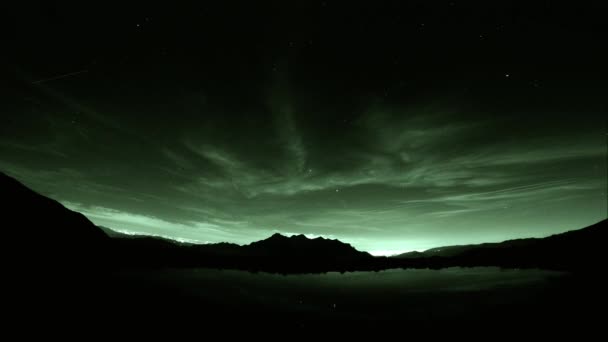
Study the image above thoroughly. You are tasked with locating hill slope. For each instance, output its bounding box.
[394,220,607,271]
[3,170,605,273]
[2,171,110,267]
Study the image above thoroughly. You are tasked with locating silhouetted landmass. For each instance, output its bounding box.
[3,172,110,270]
[97,225,133,238]
[110,232,373,273]
[2,171,605,273]
[4,171,606,332]
[109,216,606,273]
[392,221,607,272]
[397,245,482,258]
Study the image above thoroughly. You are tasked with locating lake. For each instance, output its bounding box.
[103,266,600,331]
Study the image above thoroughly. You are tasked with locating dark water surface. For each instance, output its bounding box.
[99,267,601,331]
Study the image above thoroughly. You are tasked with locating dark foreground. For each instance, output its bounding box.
[16,267,606,335]
[3,172,606,335]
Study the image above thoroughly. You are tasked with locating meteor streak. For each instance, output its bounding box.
[32,69,89,84]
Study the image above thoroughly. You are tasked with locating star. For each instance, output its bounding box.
[505,74,510,78]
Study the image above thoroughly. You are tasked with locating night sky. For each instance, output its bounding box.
[3,1,606,255]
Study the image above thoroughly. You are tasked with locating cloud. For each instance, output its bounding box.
[0,141,69,158]
[438,180,588,201]
[62,201,236,243]
[162,147,195,170]
[452,143,606,167]
[274,104,307,175]
[173,121,604,204]
[2,93,605,255]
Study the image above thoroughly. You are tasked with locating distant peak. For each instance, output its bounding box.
[268,233,310,240]
[259,233,341,245]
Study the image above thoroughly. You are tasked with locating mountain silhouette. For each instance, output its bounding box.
[2,172,110,268]
[97,225,132,238]
[109,232,373,273]
[393,219,607,271]
[3,170,605,273]
[245,233,371,259]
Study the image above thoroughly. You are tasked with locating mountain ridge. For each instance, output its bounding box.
[2,170,605,273]
[3,171,110,269]
[395,220,606,259]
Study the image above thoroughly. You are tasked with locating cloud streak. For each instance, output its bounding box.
[1,84,605,254]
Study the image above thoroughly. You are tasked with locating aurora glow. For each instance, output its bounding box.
[2,2,606,255]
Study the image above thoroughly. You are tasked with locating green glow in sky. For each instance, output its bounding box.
[1,89,605,255]
[2,2,606,255]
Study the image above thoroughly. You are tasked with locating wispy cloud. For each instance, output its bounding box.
[62,201,238,243]
[2,93,604,255]
[162,147,195,170]
[0,141,69,158]
[275,104,307,174]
